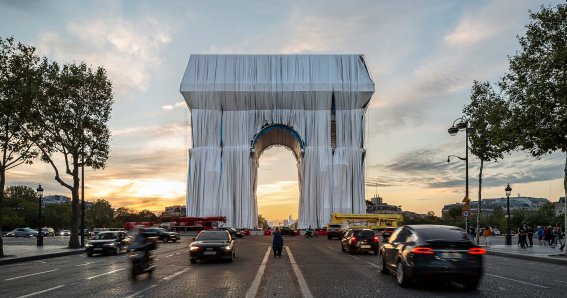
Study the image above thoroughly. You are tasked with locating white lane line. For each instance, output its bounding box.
[166,254,174,258]
[176,253,180,255]
[286,246,313,298]
[245,246,271,298]
[86,268,126,280]
[485,273,549,288]
[5,269,60,281]
[555,280,567,284]
[329,245,380,269]
[125,284,158,298]
[75,261,102,267]
[17,285,65,298]
[163,268,190,281]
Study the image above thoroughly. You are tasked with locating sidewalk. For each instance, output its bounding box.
[485,244,567,265]
[0,244,84,265]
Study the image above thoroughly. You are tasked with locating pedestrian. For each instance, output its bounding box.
[549,225,556,247]
[536,226,544,245]
[518,224,527,248]
[526,224,534,247]
[483,226,493,246]
[272,227,283,258]
[544,226,552,246]
[554,223,564,250]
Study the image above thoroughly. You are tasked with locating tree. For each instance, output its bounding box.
[43,203,72,231]
[0,37,40,257]
[114,207,137,223]
[27,61,113,248]
[137,210,158,222]
[499,3,567,253]
[258,214,269,230]
[4,185,38,203]
[463,81,511,244]
[86,199,114,228]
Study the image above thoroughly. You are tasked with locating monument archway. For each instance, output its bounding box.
[180,55,375,228]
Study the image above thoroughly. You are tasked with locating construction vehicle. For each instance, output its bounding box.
[330,213,403,230]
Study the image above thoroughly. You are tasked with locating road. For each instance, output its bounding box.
[1,235,566,297]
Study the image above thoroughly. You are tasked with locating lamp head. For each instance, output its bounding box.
[456,121,468,130]
[37,184,44,196]
[505,183,512,197]
[448,126,459,136]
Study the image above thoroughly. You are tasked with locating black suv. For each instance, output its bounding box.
[327,224,346,240]
[280,226,296,236]
[143,227,181,242]
[341,229,379,255]
[85,231,131,256]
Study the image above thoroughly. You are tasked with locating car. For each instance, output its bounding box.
[492,229,501,236]
[189,230,235,264]
[143,227,181,242]
[92,228,108,235]
[6,228,38,237]
[59,230,71,236]
[380,227,397,241]
[85,231,131,256]
[379,225,485,289]
[326,224,346,239]
[215,227,243,238]
[280,226,296,236]
[340,228,379,255]
[41,227,55,236]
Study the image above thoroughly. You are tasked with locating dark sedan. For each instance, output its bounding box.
[189,230,235,264]
[143,227,181,242]
[379,225,485,289]
[215,227,243,238]
[341,228,379,255]
[85,231,131,256]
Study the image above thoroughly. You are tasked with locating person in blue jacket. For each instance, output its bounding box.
[272,227,283,258]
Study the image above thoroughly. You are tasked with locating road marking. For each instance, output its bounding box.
[125,285,158,298]
[286,246,313,298]
[17,285,65,298]
[166,254,174,258]
[555,280,567,284]
[163,268,190,280]
[329,245,380,269]
[245,246,271,298]
[75,261,102,266]
[485,273,549,288]
[5,269,60,281]
[86,268,126,280]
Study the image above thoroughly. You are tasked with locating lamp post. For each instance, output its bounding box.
[448,117,470,236]
[505,183,512,245]
[36,184,44,247]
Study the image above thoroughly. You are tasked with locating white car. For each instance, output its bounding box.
[60,230,71,236]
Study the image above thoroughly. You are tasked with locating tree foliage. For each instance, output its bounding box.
[86,199,114,228]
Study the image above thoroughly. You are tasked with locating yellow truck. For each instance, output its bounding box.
[330,213,403,230]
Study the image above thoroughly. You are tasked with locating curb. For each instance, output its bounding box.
[487,250,567,265]
[0,249,84,266]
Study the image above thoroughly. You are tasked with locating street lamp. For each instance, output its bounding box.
[36,184,44,247]
[448,117,470,235]
[505,183,512,245]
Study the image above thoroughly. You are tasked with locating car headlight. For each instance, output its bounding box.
[103,243,116,247]
[85,243,93,247]
[189,246,200,251]
[224,245,232,251]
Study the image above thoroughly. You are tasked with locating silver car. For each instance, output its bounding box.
[6,227,39,237]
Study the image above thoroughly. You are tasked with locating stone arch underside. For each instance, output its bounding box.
[180,55,375,228]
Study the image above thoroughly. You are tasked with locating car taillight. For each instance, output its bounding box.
[351,236,357,243]
[468,247,486,255]
[373,236,379,243]
[338,229,342,233]
[411,247,434,254]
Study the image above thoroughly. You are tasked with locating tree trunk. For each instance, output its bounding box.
[475,159,483,246]
[564,151,566,254]
[0,168,5,257]
[68,159,81,248]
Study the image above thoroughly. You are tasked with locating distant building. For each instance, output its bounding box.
[556,197,565,217]
[42,195,70,207]
[366,195,402,214]
[441,196,550,217]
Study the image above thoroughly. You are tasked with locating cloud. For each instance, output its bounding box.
[37,15,171,94]
[161,101,187,111]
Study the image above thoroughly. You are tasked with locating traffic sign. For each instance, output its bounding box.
[463,203,470,211]
[462,195,470,203]
[462,210,470,217]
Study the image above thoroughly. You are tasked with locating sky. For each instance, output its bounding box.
[1,0,565,223]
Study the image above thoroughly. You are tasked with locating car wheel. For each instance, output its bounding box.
[396,260,411,287]
[172,239,177,243]
[164,238,169,243]
[87,253,93,257]
[379,255,389,274]
[328,236,332,240]
[115,245,121,255]
[374,249,379,256]
[462,278,480,290]
[341,244,345,252]
[190,258,197,264]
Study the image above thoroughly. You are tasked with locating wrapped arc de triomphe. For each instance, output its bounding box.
[180,55,375,229]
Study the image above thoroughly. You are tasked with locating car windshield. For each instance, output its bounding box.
[93,233,117,240]
[328,225,342,229]
[197,231,228,241]
[353,230,375,238]
[418,227,470,242]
